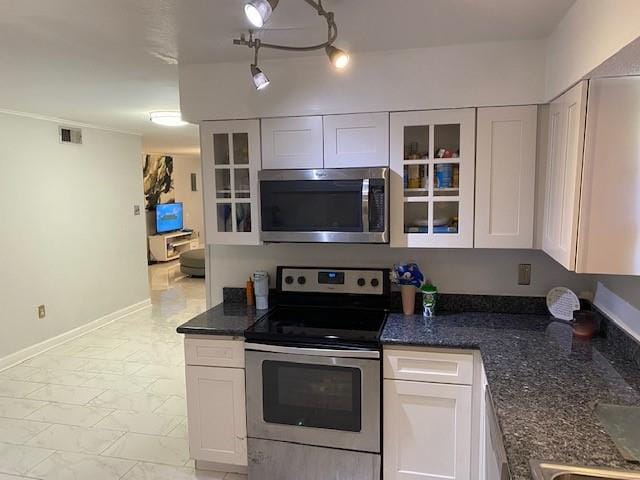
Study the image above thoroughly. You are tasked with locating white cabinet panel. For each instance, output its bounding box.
[475,106,537,249]
[384,379,472,480]
[577,77,640,275]
[323,113,389,168]
[261,116,323,170]
[390,109,476,248]
[186,365,247,466]
[384,348,473,385]
[542,81,587,270]
[185,337,244,368]
[200,120,261,245]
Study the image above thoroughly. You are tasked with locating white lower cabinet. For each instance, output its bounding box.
[185,338,247,468]
[383,379,473,480]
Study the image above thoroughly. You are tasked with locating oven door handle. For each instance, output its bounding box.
[245,343,380,359]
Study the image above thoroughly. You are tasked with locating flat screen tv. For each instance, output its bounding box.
[156,203,184,233]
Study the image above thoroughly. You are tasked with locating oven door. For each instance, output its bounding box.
[259,168,388,243]
[245,346,380,453]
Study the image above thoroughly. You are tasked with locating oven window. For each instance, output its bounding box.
[262,361,362,432]
[260,180,363,232]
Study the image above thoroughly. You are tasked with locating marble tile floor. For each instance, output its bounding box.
[0,264,246,479]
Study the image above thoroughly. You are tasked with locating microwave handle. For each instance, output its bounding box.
[362,179,369,232]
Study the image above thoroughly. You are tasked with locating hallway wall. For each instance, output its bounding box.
[0,111,150,361]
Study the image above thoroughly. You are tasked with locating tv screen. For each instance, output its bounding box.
[156,203,184,233]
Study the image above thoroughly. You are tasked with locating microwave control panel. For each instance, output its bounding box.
[279,267,385,295]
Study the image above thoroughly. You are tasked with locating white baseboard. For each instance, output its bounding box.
[0,298,152,372]
[594,281,640,344]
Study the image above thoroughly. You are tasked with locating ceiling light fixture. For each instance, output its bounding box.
[234,0,350,90]
[251,65,270,90]
[244,0,279,28]
[150,111,188,127]
[325,45,349,69]
[250,41,270,90]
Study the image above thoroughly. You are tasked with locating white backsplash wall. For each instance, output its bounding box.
[596,275,640,310]
[207,244,595,306]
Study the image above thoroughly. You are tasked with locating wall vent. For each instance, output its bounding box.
[59,126,82,145]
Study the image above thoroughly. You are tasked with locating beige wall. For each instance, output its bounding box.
[207,244,595,306]
[173,154,205,244]
[545,0,640,100]
[180,39,546,122]
[0,112,149,359]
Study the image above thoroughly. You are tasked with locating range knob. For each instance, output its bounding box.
[357,278,366,287]
[371,278,380,287]
[284,276,294,285]
[297,276,306,285]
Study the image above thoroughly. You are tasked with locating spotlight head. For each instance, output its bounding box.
[244,0,278,28]
[251,64,270,90]
[326,45,350,69]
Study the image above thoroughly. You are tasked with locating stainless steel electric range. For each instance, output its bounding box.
[244,266,391,480]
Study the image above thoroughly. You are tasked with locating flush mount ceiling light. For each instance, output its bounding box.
[234,0,350,90]
[149,111,188,127]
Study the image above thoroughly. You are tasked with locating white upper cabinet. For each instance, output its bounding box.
[323,113,389,168]
[542,81,587,270]
[475,106,537,249]
[201,120,261,245]
[261,116,323,170]
[390,109,476,248]
[576,77,640,275]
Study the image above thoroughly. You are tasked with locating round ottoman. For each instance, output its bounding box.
[180,248,205,277]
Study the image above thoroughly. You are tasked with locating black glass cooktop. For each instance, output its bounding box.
[244,305,388,349]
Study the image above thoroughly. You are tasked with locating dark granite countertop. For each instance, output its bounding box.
[176,302,270,336]
[381,312,640,479]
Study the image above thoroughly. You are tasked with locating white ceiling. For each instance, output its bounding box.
[0,0,575,154]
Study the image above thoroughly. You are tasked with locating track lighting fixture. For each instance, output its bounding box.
[325,45,349,69]
[234,0,350,90]
[244,0,279,28]
[251,65,270,90]
[249,40,270,91]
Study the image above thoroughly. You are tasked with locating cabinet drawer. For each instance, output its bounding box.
[383,347,473,385]
[185,337,244,368]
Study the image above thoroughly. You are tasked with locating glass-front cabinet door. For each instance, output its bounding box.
[390,109,475,248]
[201,120,261,245]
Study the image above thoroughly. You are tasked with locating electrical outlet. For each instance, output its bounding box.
[133,205,141,216]
[518,264,532,285]
[37,305,46,319]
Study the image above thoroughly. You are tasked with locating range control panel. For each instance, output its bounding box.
[279,267,386,295]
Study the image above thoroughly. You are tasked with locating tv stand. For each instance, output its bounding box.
[149,230,199,262]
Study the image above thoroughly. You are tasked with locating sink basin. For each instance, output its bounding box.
[530,461,640,480]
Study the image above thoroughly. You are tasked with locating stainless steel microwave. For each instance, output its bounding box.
[259,168,389,243]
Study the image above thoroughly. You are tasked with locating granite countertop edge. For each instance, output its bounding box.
[175,302,271,336]
[176,305,640,480]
